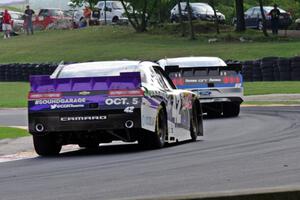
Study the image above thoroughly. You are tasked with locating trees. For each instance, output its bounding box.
[186,0,195,40]
[235,0,245,32]
[258,0,269,37]
[120,0,159,32]
[70,0,97,8]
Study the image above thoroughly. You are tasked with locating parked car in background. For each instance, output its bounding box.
[170,2,225,23]
[0,10,24,32]
[91,1,128,24]
[158,57,244,118]
[233,6,292,30]
[33,8,72,29]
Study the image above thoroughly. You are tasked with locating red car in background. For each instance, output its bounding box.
[33,8,71,29]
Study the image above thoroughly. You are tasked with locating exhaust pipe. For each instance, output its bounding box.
[35,123,45,133]
[125,120,134,129]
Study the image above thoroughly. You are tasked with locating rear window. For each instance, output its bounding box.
[56,63,139,78]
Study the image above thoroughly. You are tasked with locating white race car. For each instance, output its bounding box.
[158,57,244,118]
[28,61,203,156]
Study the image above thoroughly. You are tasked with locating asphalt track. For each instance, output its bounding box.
[0,106,300,200]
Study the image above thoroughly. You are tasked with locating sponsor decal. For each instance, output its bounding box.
[51,104,85,109]
[60,116,107,122]
[29,92,62,100]
[124,106,135,113]
[198,90,212,96]
[108,89,144,97]
[79,91,91,95]
[35,98,86,105]
[105,98,139,105]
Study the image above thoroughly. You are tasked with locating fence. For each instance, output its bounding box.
[0,57,300,82]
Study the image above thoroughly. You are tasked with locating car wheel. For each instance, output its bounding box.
[190,101,203,141]
[112,16,119,23]
[33,134,62,156]
[223,102,240,117]
[151,105,167,148]
[206,103,222,118]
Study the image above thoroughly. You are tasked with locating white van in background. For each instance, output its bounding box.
[92,1,128,24]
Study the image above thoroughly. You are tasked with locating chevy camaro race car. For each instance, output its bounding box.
[28,61,203,156]
[158,57,244,118]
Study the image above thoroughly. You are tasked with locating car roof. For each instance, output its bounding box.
[251,6,286,12]
[158,57,227,69]
[55,61,158,78]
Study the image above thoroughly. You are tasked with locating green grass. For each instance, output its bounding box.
[0,127,29,139]
[0,26,300,63]
[244,81,300,96]
[0,82,29,108]
[0,81,300,108]
[243,101,300,105]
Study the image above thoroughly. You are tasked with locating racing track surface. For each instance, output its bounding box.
[0,106,300,200]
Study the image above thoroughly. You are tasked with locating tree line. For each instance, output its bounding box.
[71,0,300,39]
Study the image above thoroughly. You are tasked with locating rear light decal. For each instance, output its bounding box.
[108,89,144,97]
[28,92,62,100]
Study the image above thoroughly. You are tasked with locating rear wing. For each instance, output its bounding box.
[29,72,142,93]
[163,63,243,87]
[164,63,242,75]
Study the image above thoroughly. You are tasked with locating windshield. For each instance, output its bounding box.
[263,7,286,13]
[191,3,214,14]
[112,2,124,10]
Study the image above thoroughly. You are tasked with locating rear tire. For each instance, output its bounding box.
[223,102,240,117]
[147,105,167,149]
[112,16,119,23]
[206,103,222,118]
[33,135,62,156]
[190,101,203,141]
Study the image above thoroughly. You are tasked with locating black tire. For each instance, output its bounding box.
[33,135,62,156]
[150,105,167,149]
[190,101,203,141]
[112,16,119,23]
[206,103,222,118]
[223,102,240,117]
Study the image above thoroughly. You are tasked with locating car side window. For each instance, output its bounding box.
[245,8,253,16]
[154,68,176,91]
[252,8,261,17]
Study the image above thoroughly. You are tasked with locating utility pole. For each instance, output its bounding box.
[104,0,107,25]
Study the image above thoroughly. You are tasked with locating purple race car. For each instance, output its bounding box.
[28,61,203,156]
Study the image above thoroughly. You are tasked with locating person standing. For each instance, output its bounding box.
[270,4,281,35]
[24,5,35,35]
[83,6,92,27]
[2,10,12,39]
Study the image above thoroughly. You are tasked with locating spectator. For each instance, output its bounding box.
[270,4,281,35]
[24,5,35,35]
[2,10,12,39]
[83,6,92,27]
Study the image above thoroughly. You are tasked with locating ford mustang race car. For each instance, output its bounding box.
[158,57,244,118]
[28,61,203,156]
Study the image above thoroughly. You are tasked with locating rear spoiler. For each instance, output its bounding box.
[164,63,242,74]
[29,72,142,93]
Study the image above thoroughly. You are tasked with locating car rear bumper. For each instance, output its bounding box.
[194,87,244,103]
[28,109,141,135]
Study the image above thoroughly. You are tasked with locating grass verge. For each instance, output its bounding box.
[243,81,300,96]
[243,101,300,106]
[0,127,29,140]
[0,26,300,63]
[0,82,29,108]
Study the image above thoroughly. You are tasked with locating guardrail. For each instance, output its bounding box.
[0,57,299,82]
